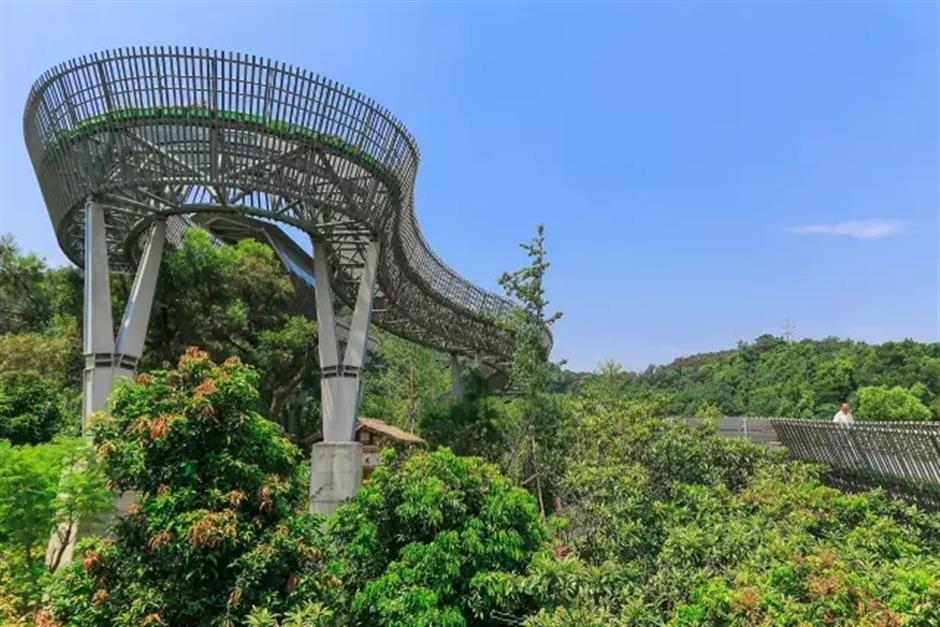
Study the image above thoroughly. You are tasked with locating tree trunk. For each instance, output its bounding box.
[531,433,545,518]
[269,350,315,429]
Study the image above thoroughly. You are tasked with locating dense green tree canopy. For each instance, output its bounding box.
[0,375,68,444]
[0,438,109,622]
[0,230,322,435]
[328,448,546,626]
[0,331,81,388]
[0,235,81,337]
[38,359,940,626]
[419,370,512,463]
[484,380,940,625]
[360,332,451,433]
[144,228,319,431]
[856,385,932,421]
[46,349,334,626]
[564,335,940,420]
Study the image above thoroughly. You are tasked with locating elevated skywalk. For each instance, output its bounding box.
[24,47,539,515]
[24,47,548,368]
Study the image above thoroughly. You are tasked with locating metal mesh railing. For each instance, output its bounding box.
[772,419,940,509]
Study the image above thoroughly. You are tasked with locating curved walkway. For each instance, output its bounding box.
[24,47,540,363]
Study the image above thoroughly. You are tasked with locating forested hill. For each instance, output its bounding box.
[563,335,940,419]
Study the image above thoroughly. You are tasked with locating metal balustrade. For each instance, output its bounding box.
[772,419,940,510]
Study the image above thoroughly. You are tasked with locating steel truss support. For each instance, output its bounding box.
[310,239,379,514]
[81,199,166,428]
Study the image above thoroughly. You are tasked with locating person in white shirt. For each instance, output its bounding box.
[833,402,855,425]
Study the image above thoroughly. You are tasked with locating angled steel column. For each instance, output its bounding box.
[313,239,343,438]
[113,220,166,382]
[82,199,115,428]
[341,240,380,433]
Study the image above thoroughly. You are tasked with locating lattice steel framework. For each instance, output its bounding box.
[23,47,542,362]
[772,419,940,510]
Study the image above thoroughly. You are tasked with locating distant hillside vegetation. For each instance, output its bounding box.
[563,335,940,419]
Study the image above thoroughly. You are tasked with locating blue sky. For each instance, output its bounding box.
[0,2,936,371]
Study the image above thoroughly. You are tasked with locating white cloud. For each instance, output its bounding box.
[789,218,906,240]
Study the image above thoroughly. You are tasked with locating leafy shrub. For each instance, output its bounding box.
[360,332,451,433]
[856,385,932,421]
[419,371,512,462]
[498,393,940,625]
[328,448,546,625]
[0,374,67,444]
[0,329,82,388]
[45,348,335,626]
[0,438,109,622]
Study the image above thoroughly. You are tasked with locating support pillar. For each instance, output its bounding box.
[56,211,164,569]
[310,239,379,514]
[313,239,343,440]
[82,211,166,426]
[82,199,115,429]
[309,442,364,515]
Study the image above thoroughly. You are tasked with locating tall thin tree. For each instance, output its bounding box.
[499,224,563,515]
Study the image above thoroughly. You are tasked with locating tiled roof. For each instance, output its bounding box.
[357,417,426,444]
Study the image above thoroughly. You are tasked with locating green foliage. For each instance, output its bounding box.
[1,230,322,435]
[0,438,109,622]
[420,395,511,462]
[0,374,67,444]
[697,402,722,420]
[420,371,512,462]
[0,235,80,336]
[499,225,565,513]
[46,349,333,626]
[245,600,337,627]
[0,235,83,394]
[498,224,562,400]
[0,328,81,387]
[253,315,319,426]
[361,331,451,432]
[145,228,319,431]
[566,336,940,419]
[328,448,546,625]
[487,376,940,625]
[150,228,294,362]
[577,360,629,404]
[855,385,932,421]
[27,352,940,625]
[557,393,769,566]
[4,233,939,625]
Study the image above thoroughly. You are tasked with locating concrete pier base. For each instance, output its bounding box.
[309,442,363,515]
